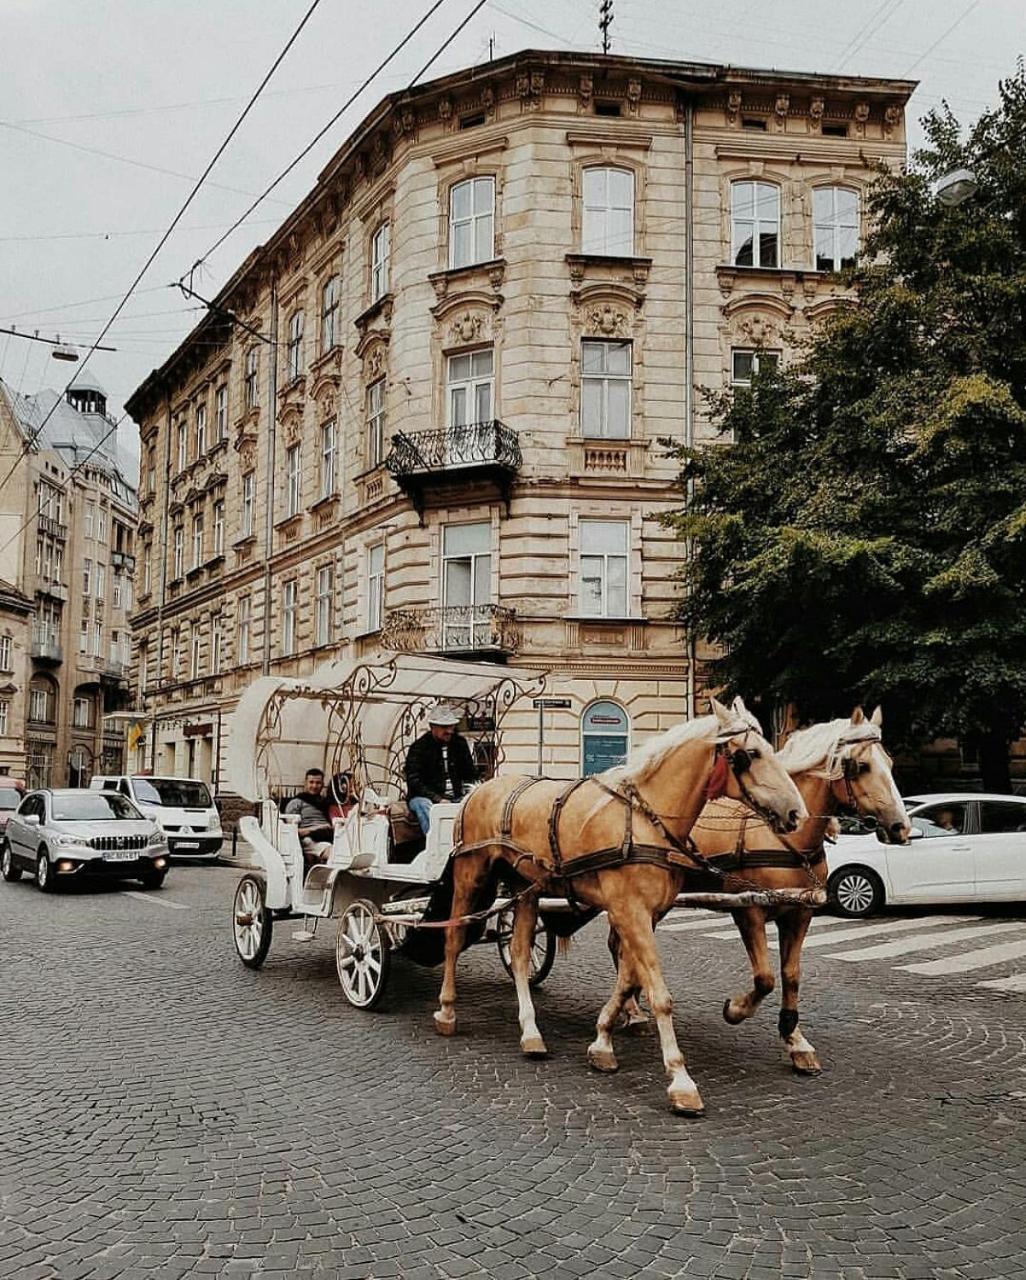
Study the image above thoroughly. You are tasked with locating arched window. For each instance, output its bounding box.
[813,186,859,271]
[731,180,780,268]
[581,700,630,776]
[582,166,634,255]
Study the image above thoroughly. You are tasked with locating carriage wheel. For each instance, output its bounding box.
[233,875,273,969]
[496,905,557,988]
[336,899,391,1009]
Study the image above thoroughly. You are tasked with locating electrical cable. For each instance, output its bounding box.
[0,0,327,501]
[408,0,490,86]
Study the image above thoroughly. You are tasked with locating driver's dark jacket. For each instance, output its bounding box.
[405,731,478,803]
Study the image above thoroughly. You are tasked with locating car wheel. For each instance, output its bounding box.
[35,849,56,894]
[1,842,21,882]
[140,870,166,890]
[829,866,884,918]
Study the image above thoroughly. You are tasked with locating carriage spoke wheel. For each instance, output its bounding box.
[233,875,273,969]
[496,905,557,989]
[336,899,391,1009]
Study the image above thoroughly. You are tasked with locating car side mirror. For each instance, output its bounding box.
[23,813,40,826]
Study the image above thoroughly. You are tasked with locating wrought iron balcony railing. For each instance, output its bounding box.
[385,420,521,521]
[381,604,520,658]
[30,634,63,663]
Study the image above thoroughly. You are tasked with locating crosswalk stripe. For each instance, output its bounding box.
[828,920,1022,962]
[899,937,1026,976]
[660,912,724,933]
[976,972,1026,993]
[699,914,977,947]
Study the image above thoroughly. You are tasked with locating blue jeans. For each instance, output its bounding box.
[409,795,433,836]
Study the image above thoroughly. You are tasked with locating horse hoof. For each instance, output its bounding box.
[433,1011,457,1037]
[587,1047,619,1073]
[668,1091,705,1117]
[521,1036,549,1059]
[722,998,745,1026]
[790,1053,822,1076]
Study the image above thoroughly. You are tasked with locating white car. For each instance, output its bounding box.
[827,792,1026,917]
[90,775,222,859]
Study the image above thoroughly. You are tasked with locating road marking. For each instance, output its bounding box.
[700,914,976,947]
[122,890,189,911]
[828,920,1021,962]
[976,972,1026,993]
[660,911,722,933]
[899,937,1026,976]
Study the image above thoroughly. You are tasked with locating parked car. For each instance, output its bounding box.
[0,778,26,844]
[89,775,222,859]
[1,788,169,892]
[827,792,1026,917]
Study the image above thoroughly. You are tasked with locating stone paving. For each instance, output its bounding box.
[2,865,1026,1279]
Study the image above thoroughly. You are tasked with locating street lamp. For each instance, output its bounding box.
[931,168,978,208]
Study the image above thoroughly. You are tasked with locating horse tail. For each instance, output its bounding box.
[557,934,574,957]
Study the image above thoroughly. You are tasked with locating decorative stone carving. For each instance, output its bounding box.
[775,93,790,121]
[448,310,485,345]
[282,413,303,445]
[737,315,781,347]
[568,258,585,287]
[481,86,495,111]
[854,101,870,123]
[585,304,630,338]
[809,95,825,123]
[578,74,593,111]
[883,103,901,137]
[438,96,453,121]
[627,79,642,113]
[516,71,544,109]
[365,343,387,382]
[726,90,743,123]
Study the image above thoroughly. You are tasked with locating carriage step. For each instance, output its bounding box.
[291,925,318,941]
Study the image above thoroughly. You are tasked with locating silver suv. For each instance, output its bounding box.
[1,789,169,892]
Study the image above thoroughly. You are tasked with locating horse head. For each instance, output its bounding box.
[830,707,911,846]
[711,696,807,835]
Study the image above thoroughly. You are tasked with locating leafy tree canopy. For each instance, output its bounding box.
[669,64,1026,789]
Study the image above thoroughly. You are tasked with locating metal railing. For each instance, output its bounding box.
[386,419,521,478]
[381,603,520,656]
[30,632,63,662]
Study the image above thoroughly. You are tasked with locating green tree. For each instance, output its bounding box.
[671,66,1026,791]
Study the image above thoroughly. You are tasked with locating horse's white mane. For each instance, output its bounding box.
[606,708,762,785]
[777,718,881,779]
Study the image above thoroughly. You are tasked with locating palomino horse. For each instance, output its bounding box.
[435,697,806,1115]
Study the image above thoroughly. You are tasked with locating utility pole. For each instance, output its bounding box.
[599,0,613,54]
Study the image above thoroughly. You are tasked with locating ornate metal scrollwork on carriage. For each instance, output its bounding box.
[380,604,520,658]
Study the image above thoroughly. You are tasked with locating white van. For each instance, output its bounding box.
[89,775,222,859]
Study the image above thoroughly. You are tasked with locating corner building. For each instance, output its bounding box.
[127,50,913,787]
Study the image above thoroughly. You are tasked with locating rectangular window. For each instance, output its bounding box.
[93,620,102,658]
[371,222,391,301]
[286,310,304,382]
[143,548,152,597]
[0,636,11,670]
[30,687,48,722]
[580,519,629,617]
[237,596,251,665]
[582,167,634,256]
[83,558,92,596]
[171,627,182,679]
[140,645,148,690]
[282,579,297,656]
[215,385,228,440]
[95,563,105,602]
[285,444,302,518]
[190,628,202,680]
[316,565,333,646]
[96,508,107,545]
[210,613,222,674]
[321,275,339,352]
[581,340,632,438]
[123,575,132,611]
[173,526,184,579]
[320,420,337,498]
[0,699,9,736]
[366,378,386,467]
[244,347,260,408]
[191,514,204,569]
[731,180,780,268]
[813,186,859,272]
[73,696,92,728]
[367,543,384,632]
[194,403,207,458]
[241,473,255,538]
[447,349,494,427]
[449,176,495,270]
[177,420,188,471]
[84,501,95,538]
[442,521,492,648]
[731,348,781,387]
[79,618,88,655]
[112,575,122,608]
[213,500,225,556]
[53,543,63,583]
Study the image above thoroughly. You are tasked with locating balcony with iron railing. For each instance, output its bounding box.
[37,515,68,540]
[385,419,521,522]
[381,603,520,660]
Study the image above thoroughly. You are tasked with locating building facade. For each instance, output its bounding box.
[126,50,912,789]
[0,374,138,787]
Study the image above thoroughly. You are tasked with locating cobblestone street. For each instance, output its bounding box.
[3,864,1026,1280]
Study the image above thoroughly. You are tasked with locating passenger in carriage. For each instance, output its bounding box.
[405,705,479,836]
[284,767,335,866]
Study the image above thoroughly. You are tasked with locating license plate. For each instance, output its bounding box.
[106,848,137,862]
[176,841,200,850]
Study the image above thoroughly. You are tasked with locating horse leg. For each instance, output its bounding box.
[434,853,489,1037]
[722,907,776,1025]
[614,903,704,1116]
[608,924,648,1032]
[587,949,638,1073]
[776,908,821,1075]
[511,894,547,1058]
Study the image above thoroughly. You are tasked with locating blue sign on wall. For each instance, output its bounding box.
[582,700,629,776]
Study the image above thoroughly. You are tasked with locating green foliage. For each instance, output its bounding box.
[669,65,1026,760]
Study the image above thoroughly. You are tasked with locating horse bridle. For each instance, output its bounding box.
[718,734,790,832]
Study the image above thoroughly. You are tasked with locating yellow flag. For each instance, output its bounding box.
[127,721,144,751]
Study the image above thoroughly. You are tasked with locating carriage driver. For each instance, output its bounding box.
[404,705,479,836]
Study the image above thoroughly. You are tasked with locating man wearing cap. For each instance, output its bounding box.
[405,705,479,836]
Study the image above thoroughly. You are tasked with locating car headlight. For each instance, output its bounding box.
[54,834,86,848]
[147,830,168,847]
[209,813,222,831]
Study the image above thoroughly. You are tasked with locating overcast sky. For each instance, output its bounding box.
[2,0,1023,465]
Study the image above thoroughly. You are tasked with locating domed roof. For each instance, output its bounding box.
[67,371,107,396]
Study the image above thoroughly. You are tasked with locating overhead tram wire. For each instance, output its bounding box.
[0,0,326,501]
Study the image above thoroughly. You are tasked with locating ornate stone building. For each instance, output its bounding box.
[126,50,913,786]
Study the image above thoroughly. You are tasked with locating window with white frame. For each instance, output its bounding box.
[190,627,202,680]
[282,579,298,656]
[237,596,251,665]
[581,340,632,438]
[316,565,333,646]
[73,696,94,728]
[366,543,384,632]
[92,620,102,657]
[83,558,92,596]
[580,519,629,617]
[320,420,337,498]
[173,526,184,579]
[213,500,225,556]
[29,680,55,723]
[321,275,339,352]
[582,167,635,256]
[813,186,859,272]
[96,508,107,544]
[123,576,132,611]
[286,310,304,382]
[95,563,105,601]
[191,514,204,568]
[442,522,492,649]
[171,627,182,679]
[210,612,222,673]
[241,472,255,538]
[143,548,152,596]
[0,636,11,671]
[194,403,207,458]
[139,644,149,690]
[447,349,493,427]
[215,384,228,440]
[53,543,63,582]
[285,444,301,518]
[244,347,260,408]
[731,347,781,387]
[0,699,8,737]
[112,575,122,608]
[79,619,88,655]
[366,378,386,466]
[84,501,95,538]
[731,180,780,268]
[176,420,188,471]
[449,177,495,269]
[371,222,391,301]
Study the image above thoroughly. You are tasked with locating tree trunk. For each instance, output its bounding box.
[979,724,1014,794]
